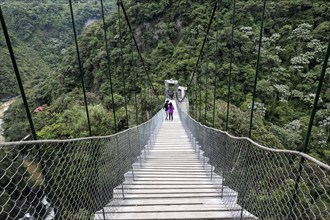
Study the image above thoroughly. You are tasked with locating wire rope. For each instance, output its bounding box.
[212,31,219,128]
[226,0,236,131]
[131,40,139,125]
[117,0,129,129]
[289,36,330,219]
[0,6,37,140]
[100,0,118,132]
[69,0,92,136]
[204,54,209,125]
[248,0,266,138]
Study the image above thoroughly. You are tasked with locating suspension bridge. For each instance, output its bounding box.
[1,0,330,219]
[94,102,254,219]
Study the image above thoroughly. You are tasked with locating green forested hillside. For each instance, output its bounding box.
[0,0,114,99]
[2,0,329,164]
[1,1,329,219]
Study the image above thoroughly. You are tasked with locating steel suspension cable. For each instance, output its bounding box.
[194,74,198,119]
[212,1,222,128]
[178,0,218,103]
[301,37,330,154]
[226,0,236,132]
[117,0,129,129]
[119,0,161,102]
[151,88,155,116]
[145,83,149,120]
[69,0,92,136]
[204,54,209,125]
[198,66,202,121]
[0,6,37,140]
[131,40,139,125]
[248,0,266,138]
[100,0,118,132]
[212,31,219,128]
[289,36,330,219]
[116,2,133,172]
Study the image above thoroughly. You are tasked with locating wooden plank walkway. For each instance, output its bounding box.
[95,103,255,219]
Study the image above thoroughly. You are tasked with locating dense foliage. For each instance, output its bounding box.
[1,0,329,219]
[0,0,112,99]
[0,1,117,219]
[2,0,329,160]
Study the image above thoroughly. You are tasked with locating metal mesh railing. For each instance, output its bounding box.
[177,102,330,220]
[0,109,163,220]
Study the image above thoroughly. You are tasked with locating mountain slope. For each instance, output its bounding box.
[0,0,114,99]
[3,0,330,163]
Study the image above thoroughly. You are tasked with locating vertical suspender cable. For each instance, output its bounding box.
[117,4,133,184]
[146,86,150,121]
[248,0,266,138]
[204,54,209,125]
[212,0,221,128]
[131,40,139,125]
[149,85,154,117]
[69,0,92,136]
[301,37,330,154]
[194,74,198,119]
[100,0,118,132]
[116,1,133,174]
[226,0,235,131]
[212,0,222,128]
[143,69,148,121]
[0,6,37,140]
[198,66,202,121]
[288,36,330,220]
[212,31,219,128]
[144,83,147,121]
[117,0,129,128]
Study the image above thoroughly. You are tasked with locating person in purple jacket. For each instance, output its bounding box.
[168,102,175,121]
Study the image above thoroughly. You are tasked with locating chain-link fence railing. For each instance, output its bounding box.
[177,101,330,220]
[0,109,163,220]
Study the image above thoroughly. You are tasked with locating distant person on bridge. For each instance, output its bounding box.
[164,100,169,120]
[170,91,174,99]
[166,90,170,99]
[167,90,174,100]
[168,102,175,121]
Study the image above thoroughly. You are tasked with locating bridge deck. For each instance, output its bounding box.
[95,104,254,219]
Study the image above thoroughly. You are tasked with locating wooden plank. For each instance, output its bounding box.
[106,197,225,206]
[123,184,226,189]
[99,211,248,220]
[123,188,221,193]
[95,102,250,219]
[101,204,242,213]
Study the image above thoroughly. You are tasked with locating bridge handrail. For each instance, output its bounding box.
[0,110,161,147]
[177,99,330,220]
[187,114,330,171]
[177,100,330,170]
[0,108,164,219]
